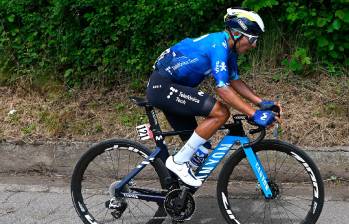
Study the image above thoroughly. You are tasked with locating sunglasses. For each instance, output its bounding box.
[230,29,259,45]
[244,33,258,45]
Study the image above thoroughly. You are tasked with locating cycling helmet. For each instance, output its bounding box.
[224,8,265,37]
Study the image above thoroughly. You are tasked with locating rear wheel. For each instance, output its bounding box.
[71,139,170,224]
[217,140,324,224]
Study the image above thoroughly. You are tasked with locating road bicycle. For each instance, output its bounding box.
[71,96,324,224]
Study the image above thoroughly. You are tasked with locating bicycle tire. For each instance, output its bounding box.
[71,139,170,224]
[217,139,324,224]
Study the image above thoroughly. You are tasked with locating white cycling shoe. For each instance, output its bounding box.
[166,156,202,187]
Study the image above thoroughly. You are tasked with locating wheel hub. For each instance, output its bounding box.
[269,181,280,199]
[259,180,280,200]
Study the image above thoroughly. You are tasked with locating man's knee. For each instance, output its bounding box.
[209,102,230,122]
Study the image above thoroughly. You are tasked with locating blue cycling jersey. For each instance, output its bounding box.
[154,31,239,87]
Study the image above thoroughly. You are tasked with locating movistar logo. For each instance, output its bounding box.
[261,112,268,121]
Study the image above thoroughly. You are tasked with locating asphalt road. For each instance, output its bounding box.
[0,180,348,224]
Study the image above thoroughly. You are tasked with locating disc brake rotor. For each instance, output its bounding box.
[164,189,195,222]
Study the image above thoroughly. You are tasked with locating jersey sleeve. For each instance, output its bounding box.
[228,53,240,81]
[209,40,230,88]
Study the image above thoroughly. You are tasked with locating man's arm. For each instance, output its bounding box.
[230,79,262,106]
[216,86,256,117]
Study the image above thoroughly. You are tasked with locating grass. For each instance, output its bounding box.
[8,113,20,124]
[21,123,36,135]
[0,74,347,146]
[38,110,62,136]
[118,111,146,127]
[114,103,126,111]
[323,103,348,117]
[0,18,347,145]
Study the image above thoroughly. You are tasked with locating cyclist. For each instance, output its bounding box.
[146,8,281,187]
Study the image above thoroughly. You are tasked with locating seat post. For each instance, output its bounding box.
[144,105,160,133]
[144,105,170,162]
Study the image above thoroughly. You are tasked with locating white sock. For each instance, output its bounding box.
[173,131,207,164]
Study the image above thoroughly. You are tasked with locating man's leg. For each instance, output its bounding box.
[172,101,230,164]
[147,72,230,187]
[163,112,197,142]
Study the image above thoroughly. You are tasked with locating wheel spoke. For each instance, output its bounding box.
[71,141,164,224]
[222,145,323,224]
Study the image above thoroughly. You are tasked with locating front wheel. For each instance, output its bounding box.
[217,140,324,224]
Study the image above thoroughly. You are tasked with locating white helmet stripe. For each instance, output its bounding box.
[226,8,265,32]
[252,13,265,32]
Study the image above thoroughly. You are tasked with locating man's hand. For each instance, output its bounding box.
[258,100,281,115]
[251,110,276,127]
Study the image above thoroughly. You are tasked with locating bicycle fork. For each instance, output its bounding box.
[240,138,273,199]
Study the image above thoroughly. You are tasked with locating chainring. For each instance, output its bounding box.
[164,189,195,222]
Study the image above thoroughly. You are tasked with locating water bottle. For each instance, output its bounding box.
[189,142,211,169]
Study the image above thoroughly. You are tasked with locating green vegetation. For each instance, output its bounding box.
[114,103,126,112]
[119,112,146,127]
[21,123,36,135]
[0,0,348,87]
[38,110,62,135]
[8,112,20,124]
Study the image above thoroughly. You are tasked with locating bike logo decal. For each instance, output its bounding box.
[122,193,139,199]
[85,214,97,224]
[196,143,231,180]
[155,135,163,141]
[151,110,158,126]
[76,199,98,224]
[291,152,319,200]
[78,201,86,212]
[222,192,241,223]
[255,162,270,192]
[137,160,150,168]
[313,201,318,214]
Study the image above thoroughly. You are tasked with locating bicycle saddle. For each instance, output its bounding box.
[129,96,151,107]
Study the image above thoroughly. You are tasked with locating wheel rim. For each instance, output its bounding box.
[72,142,167,224]
[222,147,321,223]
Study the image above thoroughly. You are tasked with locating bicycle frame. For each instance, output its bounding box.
[113,102,273,202]
[195,136,272,198]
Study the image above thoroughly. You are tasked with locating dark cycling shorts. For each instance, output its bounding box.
[146,71,216,141]
[147,71,216,117]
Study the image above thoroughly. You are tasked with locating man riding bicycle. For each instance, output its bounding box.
[146,8,281,187]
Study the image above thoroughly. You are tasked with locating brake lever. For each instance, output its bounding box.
[272,95,281,139]
[247,119,264,135]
